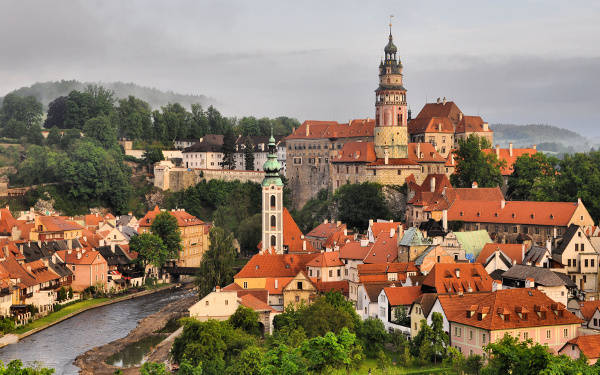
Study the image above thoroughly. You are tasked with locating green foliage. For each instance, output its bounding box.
[0,359,55,374]
[237,213,261,255]
[356,318,388,358]
[46,126,62,146]
[273,292,360,338]
[225,346,263,375]
[393,306,411,326]
[57,287,67,302]
[228,306,261,336]
[376,349,392,371]
[451,135,505,188]
[195,227,237,297]
[151,211,182,258]
[129,232,168,268]
[411,313,449,365]
[45,96,67,129]
[177,361,203,375]
[482,334,550,375]
[300,328,363,374]
[117,95,153,140]
[64,86,115,129]
[0,93,43,128]
[83,114,118,149]
[333,182,391,231]
[140,362,168,375]
[464,354,484,375]
[261,344,306,375]
[507,152,558,200]
[243,138,255,171]
[292,189,331,233]
[143,146,165,167]
[0,318,14,334]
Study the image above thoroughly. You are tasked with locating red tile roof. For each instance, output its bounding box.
[0,207,17,234]
[306,251,344,268]
[456,116,491,134]
[56,250,106,265]
[423,263,493,294]
[332,142,376,163]
[25,260,60,284]
[482,147,538,175]
[363,232,399,264]
[408,117,454,135]
[313,280,349,296]
[370,222,403,239]
[358,262,418,275]
[37,216,83,232]
[415,102,463,125]
[235,252,318,279]
[306,222,346,240]
[286,119,375,140]
[384,286,423,306]
[339,241,371,260]
[239,293,277,312]
[282,208,316,253]
[440,288,581,331]
[0,256,37,288]
[264,277,294,295]
[408,143,446,163]
[578,300,600,321]
[139,206,205,228]
[368,158,420,167]
[563,334,600,360]
[476,243,526,265]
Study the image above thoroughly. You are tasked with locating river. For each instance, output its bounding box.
[0,288,190,375]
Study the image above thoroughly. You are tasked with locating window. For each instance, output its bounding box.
[594,318,598,326]
[271,235,276,247]
[205,300,209,306]
[243,282,248,289]
[575,244,579,251]
[295,295,300,302]
[297,282,303,290]
[523,332,528,340]
[546,330,551,339]
[482,333,486,343]
[582,244,585,251]
[568,259,571,267]
[225,300,228,306]
[337,269,341,277]
[564,328,568,337]
[270,195,276,208]
[593,259,596,268]
[309,269,313,277]
[469,330,473,340]
[574,259,577,267]
[329,270,333,278]
[585,259,589,267]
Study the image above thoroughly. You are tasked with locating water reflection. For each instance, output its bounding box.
[0,289,190,375]
[105,335,165,368]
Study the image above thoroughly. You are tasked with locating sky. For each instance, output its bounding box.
[1,1,599,135]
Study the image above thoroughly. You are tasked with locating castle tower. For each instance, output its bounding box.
[374,23,408,160]
[261,130,284,254]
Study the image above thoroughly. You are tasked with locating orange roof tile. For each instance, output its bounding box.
[407,143,446,163]
[476,243,526,265]
[56,250,106,265]
[239,293,277,312]
[332,142,376,163]
[564,334,600,360]
[408,117,455,135]
[306,252,344,268]
[264,277,294,295]
[358,262,418,275]
[84,214,105,228]
[368,158,420,167]
[384,286,422,306]
[286,119,374,140]
[235,252,318,279]
[415,101,463,125]
[482,147,538,175]
[423,263,493,294]
[339,241,371,260]
[440,289,580,331]
[25,260,60,284]
[313,280,349,296]
[363,233,399,264]
[282,208,316,253]
[0,207,17,234]
[371,222,403,238]
[306,222,346,240]
[578,300,600,321]
[456,116,491,133]
[37,216,83,232]
[139,206,206,228]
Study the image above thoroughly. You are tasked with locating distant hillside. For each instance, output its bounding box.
[490,124,593,151]
[0,80,215,110]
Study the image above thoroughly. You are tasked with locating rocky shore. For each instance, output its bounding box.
[75,288,197,374]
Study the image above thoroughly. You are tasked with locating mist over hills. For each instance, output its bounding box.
[490,123,596,153]
[0,80,215,110]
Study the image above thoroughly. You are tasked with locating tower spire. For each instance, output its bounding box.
[389,14,394,37]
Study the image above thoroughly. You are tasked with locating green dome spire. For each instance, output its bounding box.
[262,127,283,187]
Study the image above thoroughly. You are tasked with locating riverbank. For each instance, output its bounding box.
[75,287,196,374]
[0,284,177,348]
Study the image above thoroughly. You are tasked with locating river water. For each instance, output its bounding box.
[0,288,190,374]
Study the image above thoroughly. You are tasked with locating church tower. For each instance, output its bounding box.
[261,130,284,254]
[374,22,408,160]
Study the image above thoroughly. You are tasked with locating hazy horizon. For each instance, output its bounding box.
[1,1,599,135]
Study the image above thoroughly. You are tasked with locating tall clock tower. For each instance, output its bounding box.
[374,24,408,160]
[261,130,284,254]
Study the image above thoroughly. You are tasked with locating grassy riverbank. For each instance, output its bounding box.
[331,359,454,374]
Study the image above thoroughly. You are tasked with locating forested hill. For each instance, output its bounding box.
[491,124,589,149]
[0,80,215,110]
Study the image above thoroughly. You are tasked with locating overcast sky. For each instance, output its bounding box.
[1,1,599,135]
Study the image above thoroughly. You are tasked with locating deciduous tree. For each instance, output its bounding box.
[451,135,504,188]
[195,227,237,297]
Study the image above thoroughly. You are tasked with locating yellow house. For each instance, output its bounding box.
[282,271,317,308]
[30,216,83,241]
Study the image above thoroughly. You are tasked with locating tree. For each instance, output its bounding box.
[261,344,306,375]
[57,287,68,302]
[411,312,449,365]
[228,306,261,336]
[0,93,43,128]
[464,354,484,375]
[376,349,392,372]
[333,182,390,231]
[83,115,118,149]
[177,361,203,375]
[300,328,363,374]
[0,359,55,374]
[243,138,255,171]
[195,227,237,297]
[237,213,261,255]
[483,334,551,375]
[150,211,182,260]
[45,96,67,128]
[451,135,504,188]
[393,306,410,326]
[356,318,388,358]
[507,152,558,200]
[140,362,168,375]
[221,127,236,169]
[129,233,168,268]
[225,346,262,375]
[117,96,153,140]
[143,146,165,172]
[46,126,62,145]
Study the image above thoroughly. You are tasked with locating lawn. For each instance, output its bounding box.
[331,358,455,375]
[14,298,110,335]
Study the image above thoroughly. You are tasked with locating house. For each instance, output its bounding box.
[139,206,211,268]
[357,262,419,284]
[189,286,278,334]
[575,300,600,330]
[476,243,527,276]
[500,264,576,306]
[559,334,600,365]
[409,293,438,338]
[356,282,400,319]
[306,251,344,282]
[421,263,494,294]
[397,227,432,262]
[97,244,142,287]
[368,220,403,243]
[442,289,581,357]
[305,221,348,251]
[364,229,400,264]
[182,134,224,169]
[117,213,139,231]
[454,230,493,261]
[55,249,108,292]
[482,144,537,190]
[378,286,422,332]
[282,271,317,308]
[414,244,455,275]
[523,244,554,268]
[30,216,84,241]
[552,224,599,296]
[339,239,372,302]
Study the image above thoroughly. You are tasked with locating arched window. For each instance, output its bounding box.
[270,195,276,208]
[271,215,276,228]
[271,235,276,247]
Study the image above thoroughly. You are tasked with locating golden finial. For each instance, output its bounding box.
[389,15,394,35]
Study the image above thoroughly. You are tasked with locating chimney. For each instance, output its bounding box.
[324,218,328,224]
[384,149,389,165]
[442,210,448,232]
[533,144,537,150]
[509,143,513,157]
[305,124,310,137]
[390,228,395,238]
[77,252,82,260]
[455,268,460,278]
[67,238,72,250]
[492,280,502,292]
[546,239,552,252]
[483,122,489,131]
[442,97,446,105]
[522,244,525,263]
[274,279,278,289]
[416,143,421,159]
[472,181,478,189]
[360,239,369,247]
[450,153,455,165]
[302,240,306,251]
[343,228,347,236]
[525,278,534,288]
[215,285,220,292]
[501,199,505,209]
[67,249,72,255]
[430,176,436,193]
[495,144,500,158]
[337,220,341,227]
